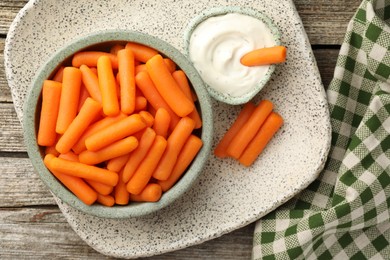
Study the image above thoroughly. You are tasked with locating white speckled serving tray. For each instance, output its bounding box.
[5,0,331,258]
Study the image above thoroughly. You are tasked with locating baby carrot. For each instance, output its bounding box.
[114,170,130,205]
[146,54,194,117]
[44,154,97,205]
[126,135,167,195]
[117,48,136,114]
[96,194,115,207]
[72,112,127,154]
[214,102,256,158]
[129,183,162,202]
[72,51,119,69]
[52,66,64,82]
[135,64,147,75]
[158,135,203,192]
[80,64,102,103]
[45,155,119,186]
[97,55,120,116]
[56,98,102,154]
[139,111,154,128]
[153,108,171,138]
[172,70,202,129]
[122,127,156,183]
[125,42,158,63]
[135,71,180,129]
[45,145,60,156]
[240,46,287,66]
[153,117,195,181]
[227,100,273,159]
[107,154,131,172]
[56,67,82,134]
[163,58,176,73]
[239,112,283,166]
[79,136,138,165]
[110,44,125,55]
[85,114,146,151]
[135,96,147,111]
[77,83,91,112]
[37,80,62,147]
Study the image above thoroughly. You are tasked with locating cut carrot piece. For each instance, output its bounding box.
[126,135,167,195]
[129,183,162,202]
[135,64,147,75]
[118,48,136,114]
[146,54,194,117]
[227,100,273,159]
[96,194,115,207]
[107,154,131,172]
[72,51,118,69]
[85,114,146,151]
[52,66,64,82]
[114,170,130,205]
[135,96,147,111]
[239,112,283,166]
[44,154,97,205]
[97,55,120,116]
[77,83,91,112]
[158,135,203,192]
[240,46,287,66]
[56,67,82,134]
[122,127,156,183]
[153,108,171,139]
[80,64,102,103]
[139,111,154,128]
[214,102,256,158]
[125,42,158,63]
[135,71,180,129]
[56,98,102,154]
[153,117,195,181]
[79,136,138,165]
[110,44,125,55]
[37,80,62,146]
[45,145,60,156]
[163,58,176,73]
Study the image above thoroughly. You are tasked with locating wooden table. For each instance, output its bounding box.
[0,0,361,258]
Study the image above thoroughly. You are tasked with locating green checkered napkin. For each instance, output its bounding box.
[252,0,390,259]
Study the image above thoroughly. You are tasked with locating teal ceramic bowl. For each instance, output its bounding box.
[184,6,281,105]
[23,30,213,219]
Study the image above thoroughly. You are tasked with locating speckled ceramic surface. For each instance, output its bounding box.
[22,30,213,219]
[5,0,331,258]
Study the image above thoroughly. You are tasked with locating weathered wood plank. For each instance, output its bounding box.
[0,0,360,44]
[0,206,254,259]
[0,38,13,103]
[0,103,25,152]
[313,48,339,88]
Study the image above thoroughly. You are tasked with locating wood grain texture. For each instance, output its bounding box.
[0,103,24,152]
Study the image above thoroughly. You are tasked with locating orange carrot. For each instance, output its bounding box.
[52,66,64,82]
[72,51,118,69]
[110,44,125,55]
[79,136,138,165]
[79,64,102,103]
[45,145,60,156]
[37,80,62,146]
[97,55,120,116]
[96,194,115,207]
[77,83,91,112]
[44,154,97,205]
[146,54,194,117]
[135,71,180,129]
[163,58,176,73]
[85,114,146,151]
[158,135,203,191]
[129,183,162,202]
[135,64,147,75]
[240,46,287,66]
[126,135,167,195]
[239,112,283,166]
[135,96,147,111]
[125,42,158,63]
[114,170,130,205]
[117,48,136,114]
[153,117,195,181]
[72,112,127,154]
[56,98,102,154]
[107,154,131,172]
[153,108,171,138]
[56,67,82,134]
[227,100,273,159]
[139,111,154,128]
[214,102,256,158]
[172,70,202,129]
[45,155,118,186]
[122,127,156,183]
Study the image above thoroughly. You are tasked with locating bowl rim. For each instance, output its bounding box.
[183,6,281,105]
[23,30,213,219]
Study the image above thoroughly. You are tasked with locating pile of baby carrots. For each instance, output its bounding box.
[214,100,283,166]
[37,42,203,206]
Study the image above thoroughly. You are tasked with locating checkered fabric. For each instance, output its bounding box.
[252,0,390,259]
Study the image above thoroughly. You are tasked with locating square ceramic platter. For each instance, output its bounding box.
[5,0,331,258]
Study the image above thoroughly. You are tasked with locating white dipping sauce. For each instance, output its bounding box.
[189,13,276,97]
